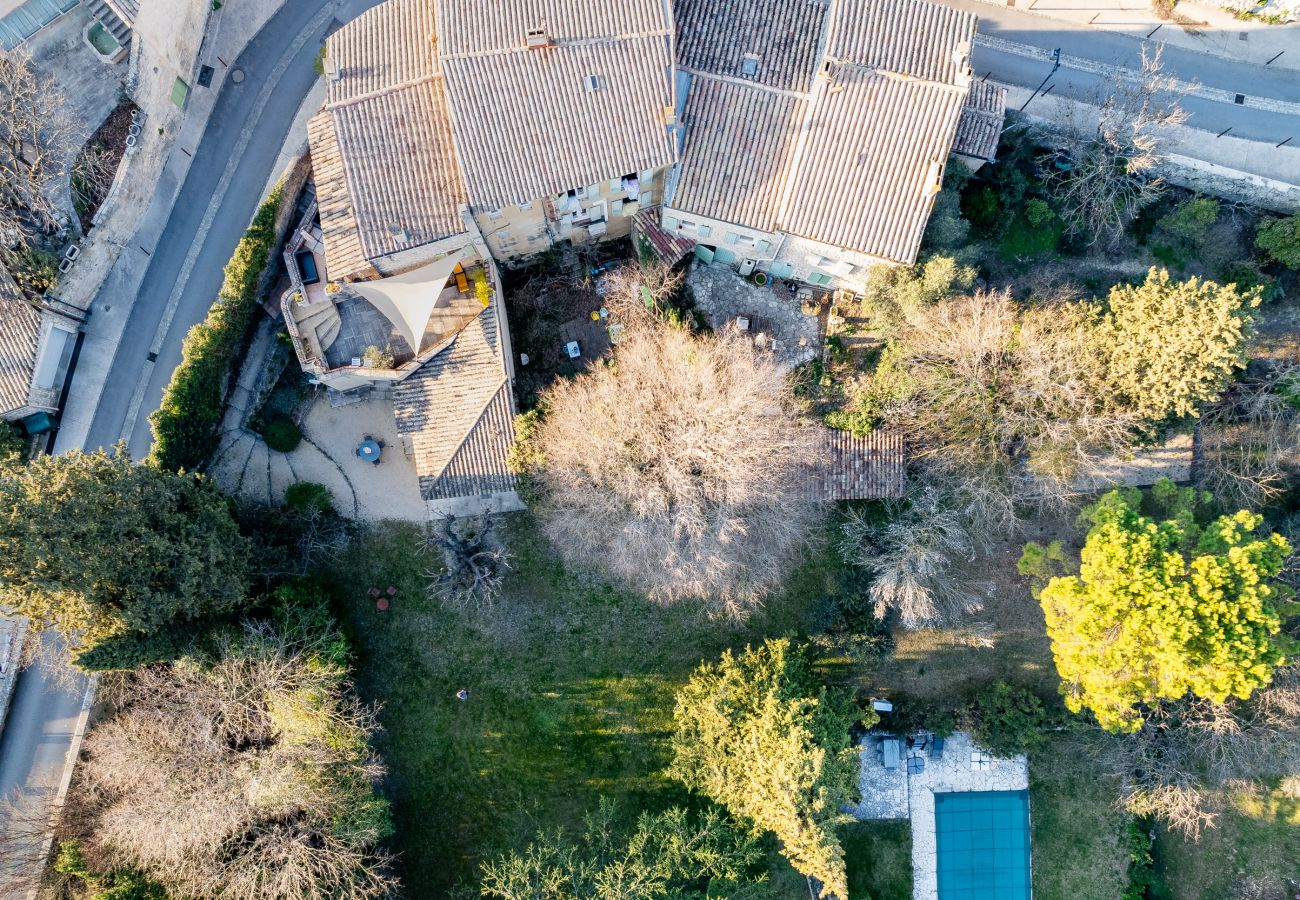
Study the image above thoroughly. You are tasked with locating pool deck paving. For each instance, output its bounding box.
[851,731,1029,900]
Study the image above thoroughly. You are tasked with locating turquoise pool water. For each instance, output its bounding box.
[934,790,1032,900]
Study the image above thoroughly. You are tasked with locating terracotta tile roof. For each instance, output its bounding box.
[670,75,806,232]
[812,429,905,501]
[953,80,1006,161]
[435,0,672,56]
[783,68,965,263]
[307,112,370,282]
[329,80,468,259]
[393,299,517,502]
[440,34,677,209]
[325,0,438,104]
[673,0,830,93]
[310,0,468,279]
[632,206,695,266]
[0,267,40,415]
[829,0,976,85]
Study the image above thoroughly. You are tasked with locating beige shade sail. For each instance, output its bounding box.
[350,252,465,352]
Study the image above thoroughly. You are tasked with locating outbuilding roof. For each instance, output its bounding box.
[953,80,1007,161]
[0,268,40,416]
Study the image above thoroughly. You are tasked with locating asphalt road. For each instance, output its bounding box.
[0,634,89,889]
[81,0,381,457]
[941,0,1300,147]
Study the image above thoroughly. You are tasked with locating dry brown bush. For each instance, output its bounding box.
[529,323,822,617]
[0,48,75,246]
[76,621,395,899]
[883,290,1141,533]
[1105,666,1300,838]
[1196,363,1300,511]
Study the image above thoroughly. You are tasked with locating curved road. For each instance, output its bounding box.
[0,0,379,891]
[82,0,381,457]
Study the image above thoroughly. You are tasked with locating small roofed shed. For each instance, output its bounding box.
[811,429,905,502]
[0,266,42,419]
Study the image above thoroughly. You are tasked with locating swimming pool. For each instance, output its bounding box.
[933,790,1031,899]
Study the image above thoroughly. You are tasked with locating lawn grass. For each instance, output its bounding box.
[1157,781,1300,899]
[329,513,835,895]
[1028,735,1130,900]
[843,821,913,900]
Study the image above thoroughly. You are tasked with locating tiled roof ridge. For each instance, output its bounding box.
[823,59,970,93]
[322,71,444,112]
[438,28,672,61]
[680,66,810,101]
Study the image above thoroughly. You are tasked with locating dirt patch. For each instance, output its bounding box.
[71,100,136,233]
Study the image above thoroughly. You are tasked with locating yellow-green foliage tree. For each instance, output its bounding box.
[0,446,249,667]
[669,638,868,898]
[1028,481,1291,733]
[1095,268,1258,422]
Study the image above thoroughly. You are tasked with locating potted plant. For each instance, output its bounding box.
[752,271,770,287]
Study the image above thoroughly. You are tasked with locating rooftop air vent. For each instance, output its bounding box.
[526,26,550,49]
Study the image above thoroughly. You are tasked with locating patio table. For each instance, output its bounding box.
[357,438,382,464]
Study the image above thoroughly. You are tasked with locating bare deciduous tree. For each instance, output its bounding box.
[1046,47,1188,247]
[76,620,396,899]
[427,511,511,610]
[597,259,688,335]
[1105,666,1300,838]
[530,324,822,618]
[0,48,75,247]
[1195,363,1300,511]
[840,489,986,629]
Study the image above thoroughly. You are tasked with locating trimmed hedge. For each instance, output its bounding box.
[261,417,302,453]
[147,185,284,472]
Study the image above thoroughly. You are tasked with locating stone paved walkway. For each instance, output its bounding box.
[687,263,821,370]
[208,318,426,523]
[851,731,1029,900]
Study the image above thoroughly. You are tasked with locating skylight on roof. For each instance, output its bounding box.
[740,54,760,78]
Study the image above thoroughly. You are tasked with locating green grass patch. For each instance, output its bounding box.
[1156,782,1300,899]
[1029,736,1129,900]
[328,514,833,895]
[845,821,913,900]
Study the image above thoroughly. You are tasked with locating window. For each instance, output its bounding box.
[574,185,588,200]
[639,191,652,207]
[663,216,678,230]
[621,173,640,195]
[518,200,534,212]
[734,234,757,249]
[809,272,832,286]
[613,199,624,216]
[638,169,653,183]
[725,232,740,246]
[583,74,604,92]
[486,207,503,221]
[756,240,773,254]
